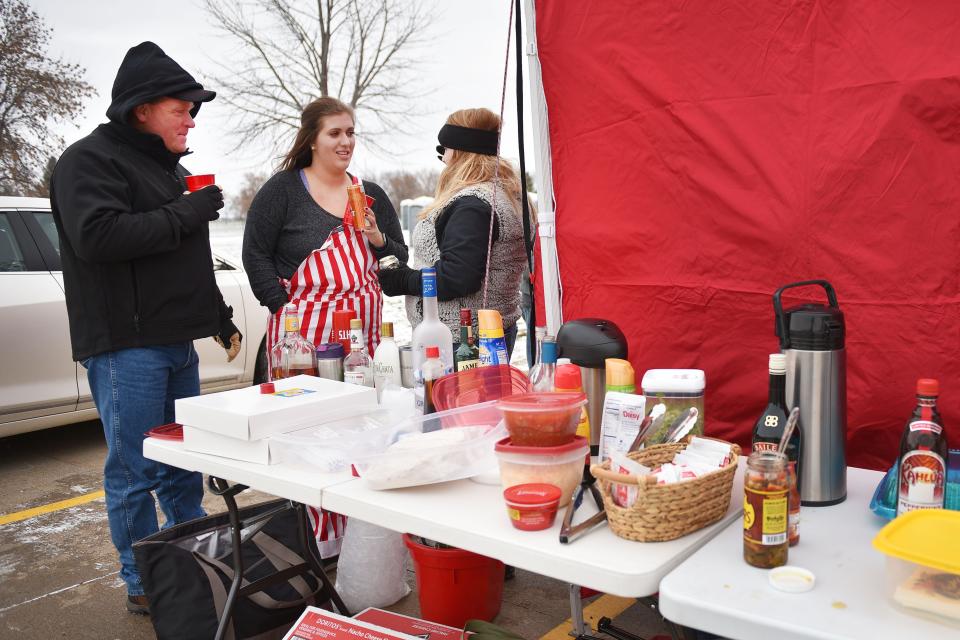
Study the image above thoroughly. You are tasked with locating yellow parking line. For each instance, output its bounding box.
[0,490,105,526]
[540,594,636,640]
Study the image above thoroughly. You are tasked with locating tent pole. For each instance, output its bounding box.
[523,0,562,336]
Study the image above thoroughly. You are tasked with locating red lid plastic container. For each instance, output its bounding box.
[494,436,589,507]
[496,392,587,447]
[503,483,562,531]
[431,364,530,414]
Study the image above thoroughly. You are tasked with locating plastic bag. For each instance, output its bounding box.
[334,518,411,611]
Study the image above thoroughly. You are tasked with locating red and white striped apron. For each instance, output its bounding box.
[265,174,383,357]
[266,174,381,558]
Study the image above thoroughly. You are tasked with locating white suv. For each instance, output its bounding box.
[0,197,269,437]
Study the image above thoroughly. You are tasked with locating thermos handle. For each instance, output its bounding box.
[773,280,839,349]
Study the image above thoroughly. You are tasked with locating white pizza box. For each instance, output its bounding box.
[175,375,377,441]
[283,606,420,640]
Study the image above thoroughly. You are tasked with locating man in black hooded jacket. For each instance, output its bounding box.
[50,41,240,615]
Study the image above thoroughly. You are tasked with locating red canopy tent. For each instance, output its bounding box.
[529,1,960,469]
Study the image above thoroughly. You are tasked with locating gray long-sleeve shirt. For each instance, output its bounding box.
[241,169,408,313]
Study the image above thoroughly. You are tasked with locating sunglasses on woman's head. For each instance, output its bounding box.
[436,145,444,161]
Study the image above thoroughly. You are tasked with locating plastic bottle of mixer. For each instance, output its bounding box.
[478,309,509,366]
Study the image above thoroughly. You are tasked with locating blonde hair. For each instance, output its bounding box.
[420,108,525,220]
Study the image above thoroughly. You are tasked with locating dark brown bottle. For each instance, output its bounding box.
[752,353,801,544]
[897,378,948,515]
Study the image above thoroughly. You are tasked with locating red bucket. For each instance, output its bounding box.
[403,534,504,627]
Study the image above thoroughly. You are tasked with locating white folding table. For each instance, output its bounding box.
[658,467,952,640]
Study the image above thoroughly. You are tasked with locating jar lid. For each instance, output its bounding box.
[872,509,960,574]
[768,566,816,593]
[503,483,562,505]
[641,369,705,393]
[316,342,345,359]
[495,435,589,455]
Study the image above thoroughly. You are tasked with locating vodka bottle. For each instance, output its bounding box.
[412,267,453,413]
[343,318,374,387]
[373,321,402,399]
[270,303,319,380]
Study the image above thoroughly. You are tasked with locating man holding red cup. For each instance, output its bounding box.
[50,41,240,615]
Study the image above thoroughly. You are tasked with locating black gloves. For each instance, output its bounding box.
[378,265,421,297]
[213,317,242,363]
[177,185,224,233]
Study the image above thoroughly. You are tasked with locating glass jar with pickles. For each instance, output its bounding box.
[743,450,789,568]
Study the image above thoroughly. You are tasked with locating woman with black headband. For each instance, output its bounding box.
[379,107,528,357]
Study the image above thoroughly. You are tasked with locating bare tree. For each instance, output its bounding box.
[203,0,434,157]
[0,0,94,194]
[229,171,270,219]
[368,167,439,211]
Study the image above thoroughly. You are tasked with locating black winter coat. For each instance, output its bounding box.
[51,123,232,361]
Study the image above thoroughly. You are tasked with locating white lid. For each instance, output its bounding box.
[557,357,573,366]
[768,566,815,593]
[640,369,705,394]
[768,353,787,374]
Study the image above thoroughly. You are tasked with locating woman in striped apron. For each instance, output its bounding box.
[242,97,407,557]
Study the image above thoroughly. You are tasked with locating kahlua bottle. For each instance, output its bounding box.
[897,378,948,514]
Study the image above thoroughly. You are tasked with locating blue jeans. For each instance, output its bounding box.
[82,343,206,595]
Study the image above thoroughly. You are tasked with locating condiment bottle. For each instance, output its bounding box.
[421,346,444,415]
[743,450,789,568]
[556,363,591,441]
[605,358,635,393]
[897,378,948,514]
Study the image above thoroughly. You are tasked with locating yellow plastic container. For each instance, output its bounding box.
[872,509,960,626]
[605,358,635,393]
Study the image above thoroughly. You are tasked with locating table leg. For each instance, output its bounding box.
[295,502,350,615]
[208,476,246,640]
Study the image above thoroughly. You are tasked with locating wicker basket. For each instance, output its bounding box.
[590,437,740,542]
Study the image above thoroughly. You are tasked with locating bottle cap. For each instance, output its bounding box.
[605,358,634,387]
[259,382,275,394]
[557,357,572,366]
[768,566,815,593]
[540,339,558,364]
[917,378,939,397]
[555,364,583,391]
[478,309,503,332]
[381,322,394,338]
[350,318,362,329]
[316,342,345,359]
[426,346,440,358]
[769,353,787,374]
[460,308,472,326]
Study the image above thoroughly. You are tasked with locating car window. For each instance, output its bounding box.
[0,214,27,272]
[213,255,237,271]
[26,212,60,257]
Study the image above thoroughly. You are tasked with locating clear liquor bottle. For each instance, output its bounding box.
[529,337,558,392]
[343,318,374,387]
[270,303,319,381]
[412,268,453,413]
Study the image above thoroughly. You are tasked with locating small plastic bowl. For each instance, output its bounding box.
[494,436,589,507]
[496,392,587,447]
[503,483,562,531]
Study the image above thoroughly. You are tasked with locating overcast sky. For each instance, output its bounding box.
[32,0,537,201]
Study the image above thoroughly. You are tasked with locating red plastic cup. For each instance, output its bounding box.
[330,308,356,353]
[185,174,215,192]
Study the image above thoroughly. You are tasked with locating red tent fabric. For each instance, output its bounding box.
[533,1,960,470]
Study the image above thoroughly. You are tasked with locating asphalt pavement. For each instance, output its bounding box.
[0,420,672,640]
